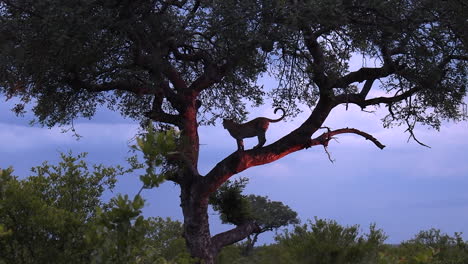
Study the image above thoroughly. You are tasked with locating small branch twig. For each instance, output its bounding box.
[405,119,431,148]
[323,146,335,163]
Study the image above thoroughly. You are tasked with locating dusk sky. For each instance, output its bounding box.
[1,75,467,245]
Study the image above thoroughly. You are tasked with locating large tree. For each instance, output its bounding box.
[1,0,467,263]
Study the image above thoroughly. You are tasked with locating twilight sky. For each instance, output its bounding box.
[1,80,468,245]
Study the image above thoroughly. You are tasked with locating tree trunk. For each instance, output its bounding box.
[180,183,218,264]
[180,181,260,263]
[243,233,259,256]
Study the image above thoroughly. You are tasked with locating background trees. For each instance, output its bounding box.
[2,155,467,264]
[0,153,120,263]
[0,153,191,264]
[210,178,300,255]
[1,0,467,262]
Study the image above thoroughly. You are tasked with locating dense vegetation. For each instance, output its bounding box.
[1,154,468,264]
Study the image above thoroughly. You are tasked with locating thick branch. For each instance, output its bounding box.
[190,63,229,92]
[162,63,188,91]
[203,99,335,195]
[69,75,183,126]
[334,65,395,88]
[203,124,384,197]
[301,27,328,89]
[211,221,260,254]
[335,51,464,108]
[146,111,182,127]
[149,73,184,112]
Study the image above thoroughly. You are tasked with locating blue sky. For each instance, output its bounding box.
[1,86,468,245]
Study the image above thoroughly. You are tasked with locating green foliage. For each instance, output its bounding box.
[0,152,122,263]
[86,195,192,264]
[271,218,387,264]
[209,178,253,225]
[131,125,181,189]
[379,229,468,264]
[247,194,300,232]
[210,177,299,256]
[0,152,191,264]
[143,217,193,263]
[2,153,468,264]
[209,178,299,230]
[2,0,464,128]
[217,225,468,264]
[216,218,387,264]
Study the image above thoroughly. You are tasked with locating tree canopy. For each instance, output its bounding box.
[1,0,467,262]
[1,0,466,129]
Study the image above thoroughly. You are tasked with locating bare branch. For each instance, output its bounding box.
[323,146,335,163]
[309,128,386,149]
[405,119,431,148]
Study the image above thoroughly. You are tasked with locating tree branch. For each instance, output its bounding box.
[301,27,329,90]
[334,65,395,88]
[308,127,386,149]
[145,111,182,127]
[149,72,185,112]
[203,122,384,197]
[359,78,375,98]
[69,74,183,126]
[202,99,335,195]
[162,63,188,91]
[190,62,229,92]
[334,86,421,109]
[211,221,260,254]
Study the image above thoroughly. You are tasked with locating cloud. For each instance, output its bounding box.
[0,122,139,153]
[0,124,72,151]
